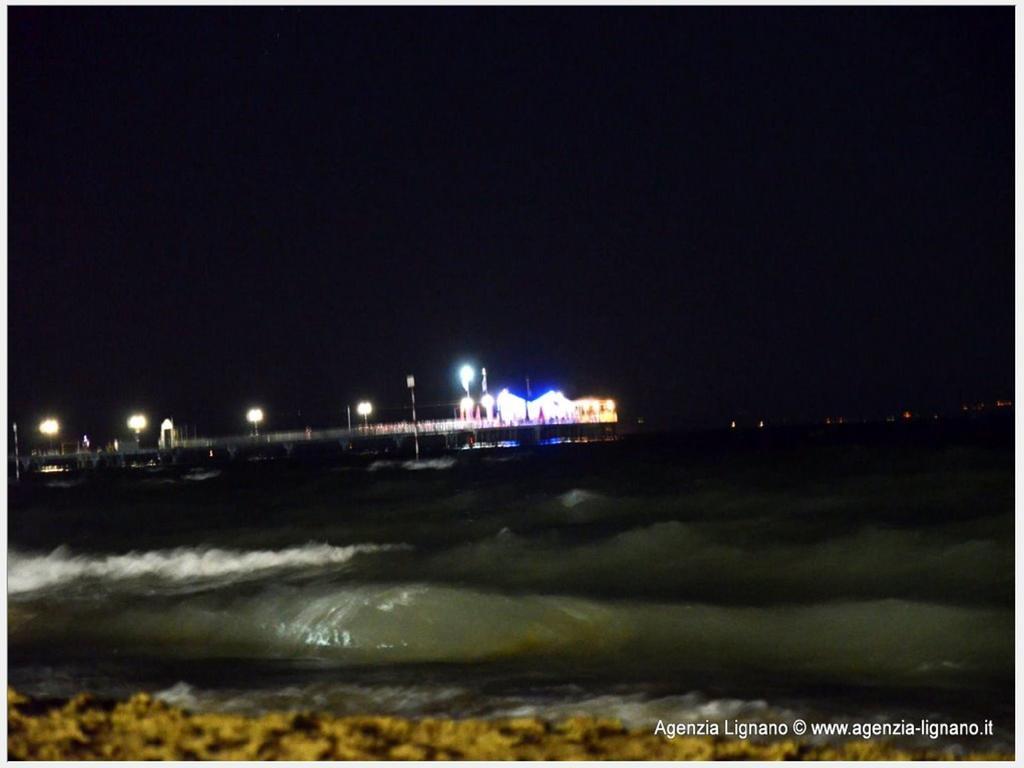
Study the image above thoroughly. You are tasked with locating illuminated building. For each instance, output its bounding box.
[496,389,527,422]
[572,397,618,423]
[527,390,574,421]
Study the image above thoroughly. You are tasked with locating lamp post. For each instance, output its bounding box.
[480,367,494,421]
[127,414,147,449]
[39,418,59,454]
[459,365,474,397]
[247,408,264,437]
[357,401,372,429]
[459,364,475,421]
[480,392,495,421]
[407,375,419,461]
[13,422,19,481]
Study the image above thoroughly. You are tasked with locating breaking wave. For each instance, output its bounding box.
[368,457,456,472]
[149,680,798,729]
[558,488,602,508]
[8,542,404,595]
[10,582,1012,688]
[183,469,221,481]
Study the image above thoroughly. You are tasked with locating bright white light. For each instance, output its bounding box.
[573,397,617,422]
[39,418,59,436]
[246,408,264,424]
[357,401,373,417]
[496,389,527,422]
[480,392,495,419]
[127,414,147,432]
[528,390,573,421]
[459,396,475,418]
[459,365,474,393]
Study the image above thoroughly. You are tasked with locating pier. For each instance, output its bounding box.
[11,365,619,476]
[13,414,618,475]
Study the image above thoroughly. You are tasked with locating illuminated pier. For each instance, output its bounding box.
[16,414,617,473]
[10,366,618,474]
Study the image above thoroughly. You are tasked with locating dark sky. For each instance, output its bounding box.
[9,7,1013,441]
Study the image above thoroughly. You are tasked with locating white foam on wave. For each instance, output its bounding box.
[558,489,601,508]
[368,457,456,472]
[492,691,790,731]
[8,542,404,595]
[183,469,222,481]
[404,457,456,471]
[44,478,86,488]
[149,680,786,729]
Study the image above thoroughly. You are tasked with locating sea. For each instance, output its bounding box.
[7,419,1014,754]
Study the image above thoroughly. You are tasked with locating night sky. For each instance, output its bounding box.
[9,8,1013,442]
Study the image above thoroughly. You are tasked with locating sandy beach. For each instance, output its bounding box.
[7,688,1011,761]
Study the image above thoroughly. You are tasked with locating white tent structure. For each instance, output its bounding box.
[527,390,575,422]
[496,389,528,422]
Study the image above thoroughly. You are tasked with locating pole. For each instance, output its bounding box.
[13,422,19,482]
[347,405,352,431]
[408,375,419,461]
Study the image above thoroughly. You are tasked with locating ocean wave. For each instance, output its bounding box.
[368,457,456,472]
[420,519,1012,606]
[150,680,795,729]
[183,469,221,481]
[558,489,603,508]
[8,542,405,595]
[11,582,1012,687]
[44,477,86,488]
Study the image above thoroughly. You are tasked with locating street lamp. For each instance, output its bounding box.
[480,392,495,421]
[357,401,372,429]
[479,367,494,421]
[246,407,264,437]
[459,364,474,396]
[407,375,419,461]
[39,418,59,454]
[127,413,147,448]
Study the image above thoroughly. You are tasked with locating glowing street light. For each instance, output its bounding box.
[127,413,147,448]
[407,375,419,461]
[480,392,495,421]
[479,367,494,421]
[459,364,474,396]
[357,401,373,429]
[246,407,264,436]
[39,418,59,454]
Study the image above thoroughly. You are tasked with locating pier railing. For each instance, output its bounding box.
[14,414,617,462]
[174,413,616,450]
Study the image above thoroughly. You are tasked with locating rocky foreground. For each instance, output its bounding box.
[7,688,1011,760]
